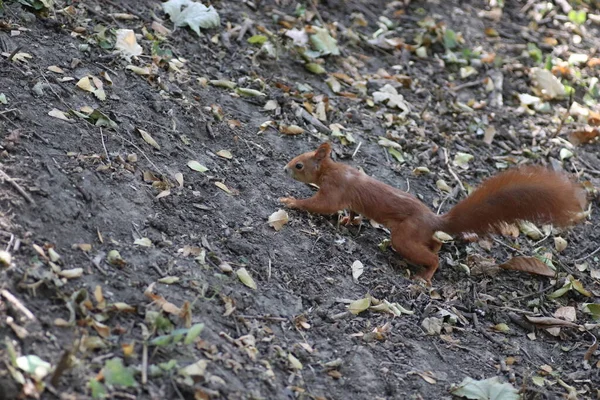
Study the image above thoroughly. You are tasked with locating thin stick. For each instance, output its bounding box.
[451,79,484,92]
[447,166,466,193]
[142,342,148,385]
[99,127,110,163]
[0,168,35,205]
[1,289,36,320]
[550,91,574,139]
[574,244,600,263]
[351,142,362,158]
[237,315,287,322]
[7,45,23,61]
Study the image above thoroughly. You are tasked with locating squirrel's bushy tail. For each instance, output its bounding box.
[438,166,586,235]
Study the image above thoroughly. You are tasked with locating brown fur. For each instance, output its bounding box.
[280,143,586,282]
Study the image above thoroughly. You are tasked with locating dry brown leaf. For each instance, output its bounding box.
[48,108,72,122]
[554,306,576,322]
[498,257,556,278]
[76,76,95,92]
[268,209,289,231]
[137,128,160,150]
[524,315,579,329]
[568,127,599,145]
[48,65,64,74]
[215,182,237,195]
[279,124,304,135]
[588,111,600,126]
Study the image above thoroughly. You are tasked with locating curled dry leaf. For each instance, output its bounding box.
[236,268,257,290]
[58,268,83,279]
[156,190,171,199]
[187,160,208,173]
[499,256,556,278]
[134,238,153,247]
[236,88,266,97]
[48,108,72,122]
[216,150,233,159]
[126,65,152,75]
[351,260,364,283]
[215,181,235,195]
[518,221,542,239]
[524,315,579,329]
[174,172,184,187]
[76,76,95,92]
[279,124,304,135]
[348,297,371,315]
[114,29,143,60]
[137,128,160,150]
[288,353,303,370]
[554,237,568,252]
[268,209,289,231]
[530,68,566,100]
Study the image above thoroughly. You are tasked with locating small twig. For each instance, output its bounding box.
[506,284,554,303]
[351,142,362,158]
[99,127,110,163]
[447,166,466,193]
[1,289,36,320]
[7,45,23,61]
[451,79,484,92]
[142,342,148,385]
[491,237,527,256]
[0,168,35,205]
[550,91,574,139]
[310,0,326,26]
[237,315,288,322]
[574,243,600,263]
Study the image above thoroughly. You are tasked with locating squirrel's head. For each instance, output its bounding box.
[284,142,332,184]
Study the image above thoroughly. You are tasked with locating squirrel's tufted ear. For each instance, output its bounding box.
[314,142,332,162]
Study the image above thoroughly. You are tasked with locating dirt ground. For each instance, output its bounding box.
[0,0,599,399]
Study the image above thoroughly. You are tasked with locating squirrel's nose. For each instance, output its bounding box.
[283,165,292,176]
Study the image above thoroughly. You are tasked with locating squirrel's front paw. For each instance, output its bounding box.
[279,197,297,208]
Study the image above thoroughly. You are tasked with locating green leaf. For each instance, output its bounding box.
[443,29,458,50]
[247,35,268,45]
[184,323,205,345]
[527,43,542,64]
[310,27,340,56]
[150,334,174,347]
[568,10,586,25]
[548,282,572,299]
[0,93,7,104]
[305,63,327,74]
[16,355,52,380]
[582,303,600,320]
[90,380,108,399]
[159,359,178,371]
[388,147,405,163]
[451,376,519,400]
[103,358,136,388]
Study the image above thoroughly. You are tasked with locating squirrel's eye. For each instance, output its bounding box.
[295,162,303,170]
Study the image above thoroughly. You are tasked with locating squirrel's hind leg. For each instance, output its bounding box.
[390,223,440,283]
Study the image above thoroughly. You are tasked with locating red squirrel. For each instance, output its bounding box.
[280,142,586,282]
